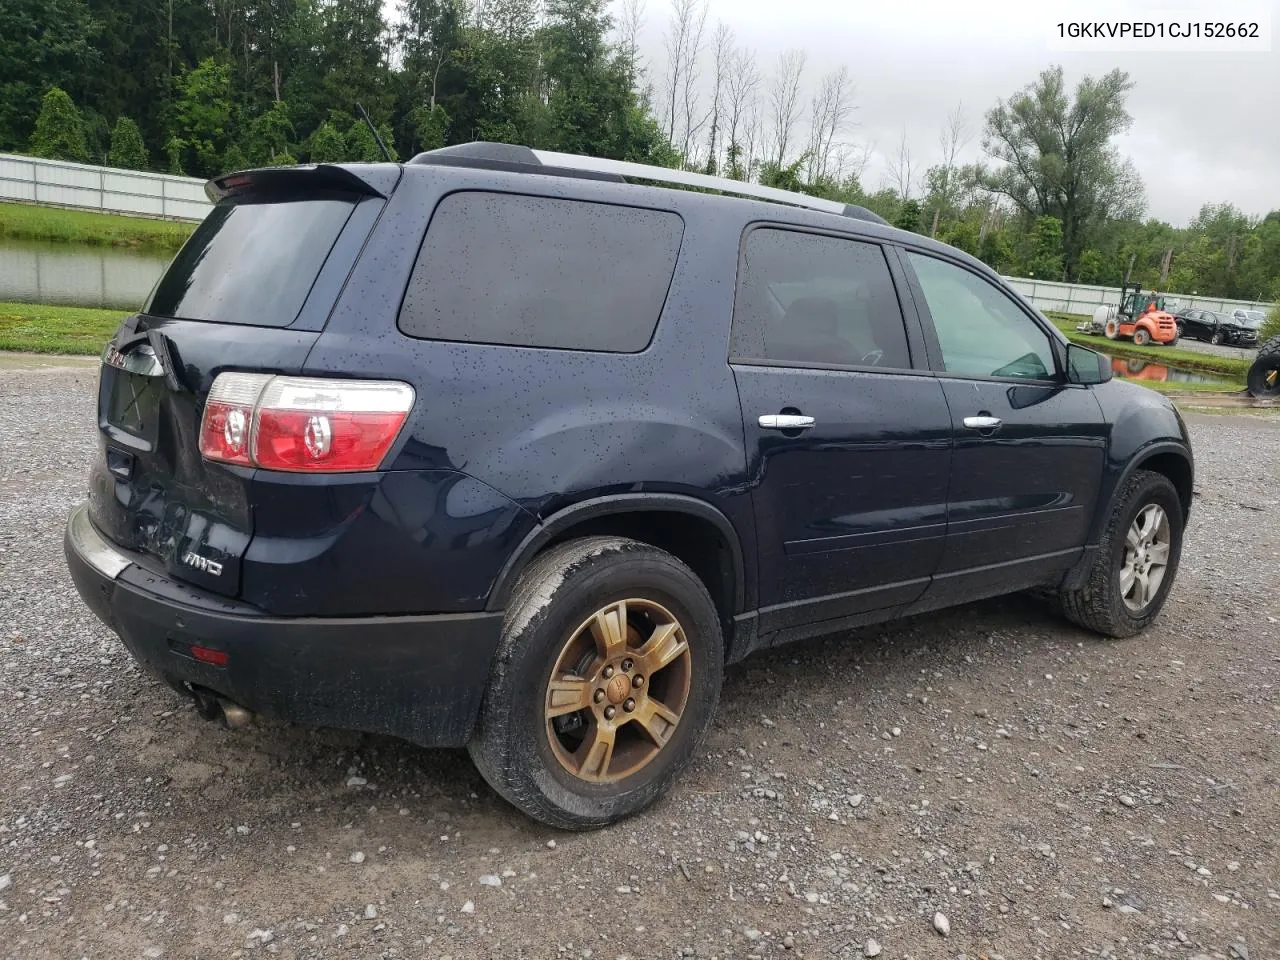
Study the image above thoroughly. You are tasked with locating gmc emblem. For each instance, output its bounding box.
[182,552,223,576]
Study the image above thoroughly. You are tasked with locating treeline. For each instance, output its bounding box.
[1,0,1276,302]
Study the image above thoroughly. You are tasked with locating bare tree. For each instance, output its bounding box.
[766,48,806,167]
[616,0,647,86]
[929,102,970,235]
[805,66,854,183]
[660,0,709,162]
[886,127,915,200]
[832,140,874,183]
[724,46,760,179]
[702,21,733,173]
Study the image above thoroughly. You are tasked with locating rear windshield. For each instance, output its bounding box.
[397,191,683,352]
[145,195,355,326]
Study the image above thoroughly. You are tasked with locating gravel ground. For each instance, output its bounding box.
[1,364,1277,960]
[1160,339,1256,363]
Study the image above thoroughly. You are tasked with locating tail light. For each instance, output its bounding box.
[198,373,414,472]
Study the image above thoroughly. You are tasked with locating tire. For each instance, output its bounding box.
[1210,330,1223,345]
[1059,470,1183,638]
[468,536,724,829]
[1166,336,1179,347]
[1133,327,1152,346]
[1104,320,1120,340]
[1247,335,1280,397]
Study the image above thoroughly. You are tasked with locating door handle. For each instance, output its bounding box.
[759,414,816,430]
[963,415,1002,430]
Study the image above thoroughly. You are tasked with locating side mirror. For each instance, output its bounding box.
[1066,343,1111,385]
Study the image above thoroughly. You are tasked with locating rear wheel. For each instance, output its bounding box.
[1059,470,1183,638]
[1133,327,1152,346]
[1104,320,1121,340]
[1247,335,1280,397]
[469,537,724,829]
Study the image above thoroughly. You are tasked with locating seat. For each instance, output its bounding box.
[769,296,861,366]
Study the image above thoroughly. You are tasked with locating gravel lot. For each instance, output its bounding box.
[1,363,1277,960]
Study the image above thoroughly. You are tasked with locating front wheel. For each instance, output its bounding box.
[469,537,724,829]
[1210,330,1223,345]
[1133,327,1152,346]
[1059,470,1183,638]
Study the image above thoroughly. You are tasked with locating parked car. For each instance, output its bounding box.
[64,143,1194,829]
[1175,308,1258,346]
[1232,308,1267,325]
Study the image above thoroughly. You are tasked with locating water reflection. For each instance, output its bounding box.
[1104,354,1224,385]
[0,238,170,309]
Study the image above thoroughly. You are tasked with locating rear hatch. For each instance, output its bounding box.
[87,166,392,598]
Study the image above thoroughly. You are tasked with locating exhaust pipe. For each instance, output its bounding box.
[188,685,254,730]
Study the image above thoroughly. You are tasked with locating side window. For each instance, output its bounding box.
[732,228,911,369]
[398,192,683,352]
[907,252,1057,380]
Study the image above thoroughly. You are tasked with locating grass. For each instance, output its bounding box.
[0,301,126,354]
[1043,311,1252,380]
[0,201,193,252]
[1140,379,1243,395]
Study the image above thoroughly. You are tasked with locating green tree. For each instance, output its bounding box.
[1076,248,1104,284]
[173,57,233,177]
[221,142,250,173]
[893,199,923,234]
[165,135,186,174]
[0,0,98,149]
[407,103,450,152]
[1027,215,1064,279]
[29,86,90,161]
[246,99,295,165]
[106,116,148,169]
[982,65,1144,280]
[307,120,346,162]
[343,119,397,162]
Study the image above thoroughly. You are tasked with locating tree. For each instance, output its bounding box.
[221,141,249,174]
[893,198,922,234]
[805,67,853,183]
[886,128,914,201]
[173,57,233,177]
[982,65,1145,280]
[344,119,397,162]
[661,0,708,160]
[29,87,90,162]
[107,116,148,169]
[766,48,805,166]
[246,99,295,165]
[1027,215,1065,279]
[723,45,759,180]
[0,0,98,150]
[307,120,347,162]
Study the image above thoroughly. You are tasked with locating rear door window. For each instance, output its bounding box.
[731,227,912,369]
[398,192,683,352]
[146,195,356,326]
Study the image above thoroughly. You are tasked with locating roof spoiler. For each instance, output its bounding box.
[205,164,401,203]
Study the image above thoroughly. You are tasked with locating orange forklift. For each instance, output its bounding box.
[1102,283,1180,346]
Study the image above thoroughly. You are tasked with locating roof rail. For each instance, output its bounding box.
[409,142,889,226]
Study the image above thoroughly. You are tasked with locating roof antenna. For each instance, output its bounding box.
[355,103,393,162]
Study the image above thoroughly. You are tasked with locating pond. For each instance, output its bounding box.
[0,237,170,310]
[1100,352,1229,386]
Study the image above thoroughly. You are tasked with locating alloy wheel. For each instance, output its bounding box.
[1120,504,1171,612]
[544,598,692,783]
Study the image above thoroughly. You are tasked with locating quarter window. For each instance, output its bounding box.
[908,252,1057,380]
[732,228,911,369]
[398,192,683,352]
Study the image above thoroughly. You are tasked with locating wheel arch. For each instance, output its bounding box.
[486,494,748,637]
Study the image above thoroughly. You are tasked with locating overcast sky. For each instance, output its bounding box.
[630,0,1279,225]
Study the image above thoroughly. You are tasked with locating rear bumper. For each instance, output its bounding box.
[64,504,503,747]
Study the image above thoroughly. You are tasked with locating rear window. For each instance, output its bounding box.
[398,192,683,352]
[145,195,355,326]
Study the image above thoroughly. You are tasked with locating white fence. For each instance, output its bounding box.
[1004,276,1274,318]
[0,153,210,221]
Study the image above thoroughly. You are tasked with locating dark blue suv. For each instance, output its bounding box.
[65,143,1193,828]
